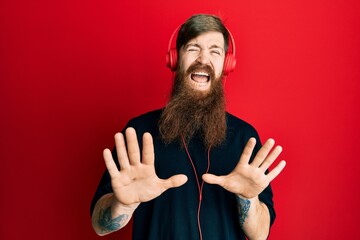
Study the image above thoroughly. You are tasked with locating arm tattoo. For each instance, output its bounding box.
[98,207,128,233]
[236,196,251,226]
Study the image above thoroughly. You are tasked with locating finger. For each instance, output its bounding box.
[125,127,141,165]
[202,173,225,186]
[259,145,283,171]
[114,132,130,170]
[251,138,275,167]
[237,137,256,166]
[142,132,154,165]
[162,174,188,189]
[266,160,287,182]
[103,148,120,178]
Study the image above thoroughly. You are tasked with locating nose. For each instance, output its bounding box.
[196,51,210,65]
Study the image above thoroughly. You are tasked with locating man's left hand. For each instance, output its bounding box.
[202,138,286,199]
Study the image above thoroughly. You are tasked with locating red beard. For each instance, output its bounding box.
[159,62,226,148]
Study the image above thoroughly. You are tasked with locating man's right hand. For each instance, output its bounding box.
[103,127,188,208]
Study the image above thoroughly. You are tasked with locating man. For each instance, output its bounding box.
[90,14,286,240]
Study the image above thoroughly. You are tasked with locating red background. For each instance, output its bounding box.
[1,0,359,239]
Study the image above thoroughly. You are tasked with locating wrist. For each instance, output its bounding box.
[236,195,264,221]
[236,194,258,203]
[110,194,139,216]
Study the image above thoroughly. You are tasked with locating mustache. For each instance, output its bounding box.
[185,62,215,80]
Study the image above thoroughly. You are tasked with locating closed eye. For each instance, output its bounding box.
[184,43,201,52]
[209,45,224,56]
[211,50,221,55]
[188,47,199,52]
[186,46,200,52]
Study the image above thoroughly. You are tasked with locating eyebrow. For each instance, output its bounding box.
[184,43,201,49]
[184,43,224,53]
[209,44,224,53]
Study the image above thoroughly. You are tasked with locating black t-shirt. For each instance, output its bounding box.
[91,109,276,240]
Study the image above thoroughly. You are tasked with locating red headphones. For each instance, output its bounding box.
[166,26,237,76]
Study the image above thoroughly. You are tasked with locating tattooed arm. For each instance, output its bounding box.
[91,128,187,236]
[91,193,138,236]
[203,138,286,240]
[236,195,270,240]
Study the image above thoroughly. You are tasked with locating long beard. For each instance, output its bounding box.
[158,63,226,148]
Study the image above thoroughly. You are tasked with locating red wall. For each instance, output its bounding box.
[1,0,359,239]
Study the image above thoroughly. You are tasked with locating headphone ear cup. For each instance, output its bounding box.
[166,48,178,71]
[223,53,236,76]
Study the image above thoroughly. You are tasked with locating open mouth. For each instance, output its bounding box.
[190,72,210,88]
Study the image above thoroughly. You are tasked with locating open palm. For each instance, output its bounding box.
[202,138,286,199]
[103,128,188,206]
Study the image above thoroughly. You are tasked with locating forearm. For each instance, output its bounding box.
[91,193,139,236]
[236,195,270,240]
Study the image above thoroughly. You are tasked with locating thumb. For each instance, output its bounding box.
[202,173,224,185]
[163,174,188,189]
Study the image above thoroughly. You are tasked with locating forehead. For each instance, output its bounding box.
[185,31,225,48]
